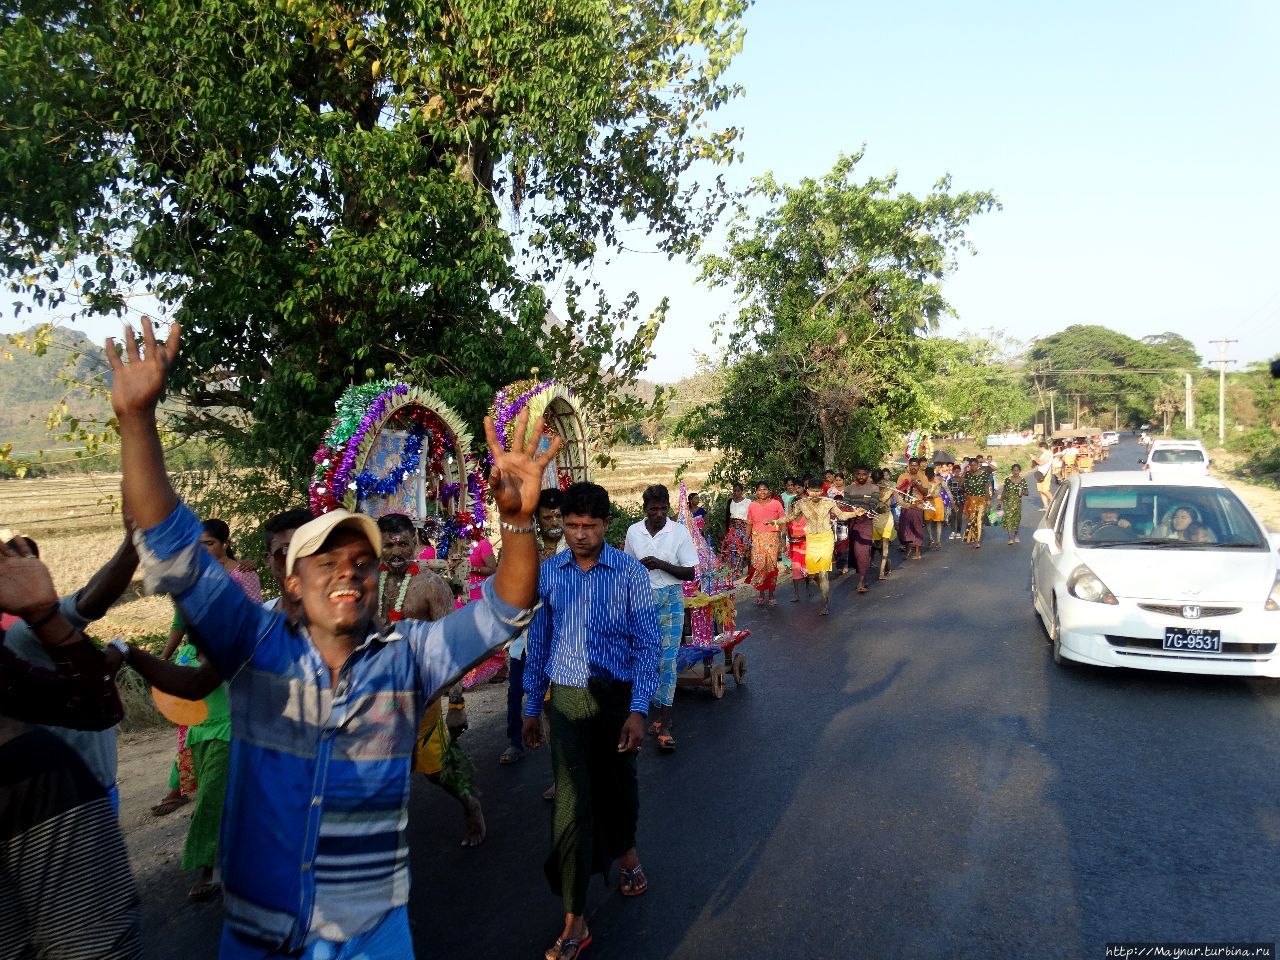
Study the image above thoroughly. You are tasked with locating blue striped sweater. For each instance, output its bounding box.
[138,503,528,950]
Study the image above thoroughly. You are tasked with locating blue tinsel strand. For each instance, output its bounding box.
[353,421,426,499]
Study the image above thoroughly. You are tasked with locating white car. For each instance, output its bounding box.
[1144,440,1210,481]
[1031,472,1280,676]
[1101,431,1120,446]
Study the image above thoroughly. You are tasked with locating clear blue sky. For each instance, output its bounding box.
[604,0,1280,381]
[9,1,1279,384]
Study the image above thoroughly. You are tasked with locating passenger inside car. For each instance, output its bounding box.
[1155,506,1200,539]
[1184,522,1217,544]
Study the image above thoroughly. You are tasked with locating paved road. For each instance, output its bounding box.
[149,438,1280,958]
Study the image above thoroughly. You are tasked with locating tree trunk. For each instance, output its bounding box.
[818,405,838,470]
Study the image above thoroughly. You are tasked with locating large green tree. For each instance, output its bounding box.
[682,151,998,475]
[2,0,748,483]
[924,333,1037,436]
[1027,325,1198,430]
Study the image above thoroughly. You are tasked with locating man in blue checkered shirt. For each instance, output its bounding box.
[107,319,559,959]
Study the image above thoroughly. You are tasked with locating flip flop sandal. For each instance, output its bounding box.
[546,934,592,960]
[647,720,663,737]
[656,731,676,752]
[619,864,649,897]
[499,746,525,765]
[857,585,868,593]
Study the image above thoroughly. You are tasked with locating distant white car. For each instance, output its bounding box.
[1031,472,1280,676]
[1101,431,1120,446]
[1144,440,1210,481]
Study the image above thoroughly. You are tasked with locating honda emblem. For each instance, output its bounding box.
[1181,605,1202,620]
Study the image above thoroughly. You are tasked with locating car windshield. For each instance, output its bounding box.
[1150,449,1206,464]
[1073,484,1267,548]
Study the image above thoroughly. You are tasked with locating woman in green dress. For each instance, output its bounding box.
[1001,464,1029,545]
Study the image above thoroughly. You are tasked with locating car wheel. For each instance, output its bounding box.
[1051,597,1066,666]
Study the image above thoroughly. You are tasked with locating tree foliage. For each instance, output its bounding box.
[924,334,1037,436]
[1027,325,1198,429]
[682,151,998,475]
[1,0,749,485]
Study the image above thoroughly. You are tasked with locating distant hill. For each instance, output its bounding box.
[1,325,114,460]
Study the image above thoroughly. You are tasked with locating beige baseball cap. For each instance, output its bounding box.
[285,509,382,576]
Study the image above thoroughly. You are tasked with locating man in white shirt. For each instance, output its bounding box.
[623,484,697,752]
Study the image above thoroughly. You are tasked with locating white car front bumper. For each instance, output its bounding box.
[1056,593,1280,677]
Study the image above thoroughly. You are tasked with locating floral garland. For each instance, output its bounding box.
[378,562,419,623]
[308,381,488,558]
[309,380,473,515]
[435,455,488,561]
[489,378,591,483]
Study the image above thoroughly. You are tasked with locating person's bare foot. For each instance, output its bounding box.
[461,794,486,847]
[151,791,189,816]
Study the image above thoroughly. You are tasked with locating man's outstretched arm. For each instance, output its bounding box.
[105,318,180,531]
[74,531,139,621]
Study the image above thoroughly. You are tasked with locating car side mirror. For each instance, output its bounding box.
[1032,528,1057,548]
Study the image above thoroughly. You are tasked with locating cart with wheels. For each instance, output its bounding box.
[676,590,750,700]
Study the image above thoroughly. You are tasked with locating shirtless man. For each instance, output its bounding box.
[378,513,486,847]
[779,480,868,615]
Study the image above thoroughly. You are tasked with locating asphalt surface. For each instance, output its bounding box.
[151,437,1280,958]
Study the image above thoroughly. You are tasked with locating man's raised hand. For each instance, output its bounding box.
[483,408,563,521]
[0,536,59,619]
[105,317,180,419]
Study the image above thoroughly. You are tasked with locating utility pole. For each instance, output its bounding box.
[1208,340,1237,446]
[1184,372,1195,430]
[1048,391,1056,434]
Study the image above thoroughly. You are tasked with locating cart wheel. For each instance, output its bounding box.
[731,653,747,685]
[710,664,727,699]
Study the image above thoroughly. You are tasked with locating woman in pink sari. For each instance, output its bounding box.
[746,481,785,606]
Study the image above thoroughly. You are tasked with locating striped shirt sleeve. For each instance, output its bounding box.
[521,565,554,716]
[624,562,662,713]
[137,502,275,679]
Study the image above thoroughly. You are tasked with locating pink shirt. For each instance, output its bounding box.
[467,538,495,601]
[747,498,784,535]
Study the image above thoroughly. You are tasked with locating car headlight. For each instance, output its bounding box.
[1266,572,1280,611]
[1067,565,1117,605]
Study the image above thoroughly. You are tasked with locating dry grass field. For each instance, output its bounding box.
[0,446,721,639]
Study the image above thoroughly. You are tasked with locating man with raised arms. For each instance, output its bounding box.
[106,318,559,959]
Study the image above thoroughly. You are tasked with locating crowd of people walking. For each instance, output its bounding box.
[1,320,1052,960]
[726,455,1034,615]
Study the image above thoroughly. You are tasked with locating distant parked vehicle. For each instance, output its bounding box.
[1144,440,1210,481]
[1101,431,1120,447]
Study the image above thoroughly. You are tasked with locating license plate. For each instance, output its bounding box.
[1163,627,1222,652]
